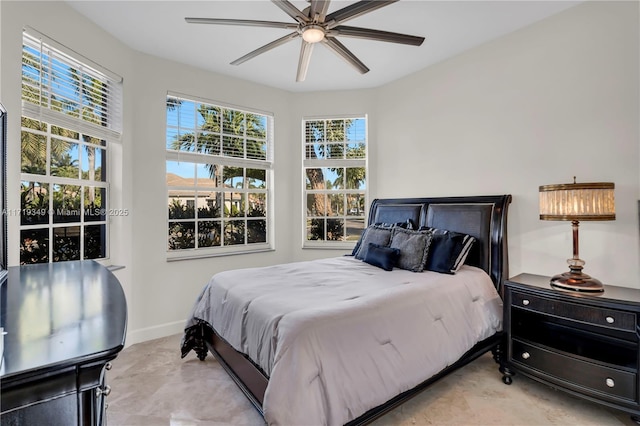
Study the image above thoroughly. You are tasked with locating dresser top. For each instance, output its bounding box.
[0,260,127,380]
[508,273,640,305]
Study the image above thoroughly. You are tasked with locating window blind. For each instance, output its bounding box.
[166,93,273,165]
[21,29,123,141]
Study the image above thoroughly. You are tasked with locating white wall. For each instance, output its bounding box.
[2,1,638,345]
[1,0,298,344]
[1,1,136,322]
[126,53,297,341]
[288,89,377,262]
[375,1,639,286]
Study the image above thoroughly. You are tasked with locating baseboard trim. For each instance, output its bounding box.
[125,320,184,347]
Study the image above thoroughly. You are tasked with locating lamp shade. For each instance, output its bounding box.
[539,181,615,221]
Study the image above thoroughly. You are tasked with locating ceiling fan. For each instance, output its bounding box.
[185,0,425,82]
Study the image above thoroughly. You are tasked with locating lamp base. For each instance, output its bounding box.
[550,272,604,293]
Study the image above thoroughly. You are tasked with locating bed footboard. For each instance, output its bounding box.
[207,332,268,414]
[201,325,503,426]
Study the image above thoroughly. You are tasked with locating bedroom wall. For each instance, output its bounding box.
[126,53,296,342]
[1,1,638,346]
[372,0,639,287]
[0,1,298,344]
[288,89,377,262]
[1,1,136,326]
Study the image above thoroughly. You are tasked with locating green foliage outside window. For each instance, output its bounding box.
[166,97,270,252]
[304,118,367,242]
[20,34,113,264]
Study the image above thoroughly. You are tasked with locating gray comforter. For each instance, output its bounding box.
[184,256,502,425]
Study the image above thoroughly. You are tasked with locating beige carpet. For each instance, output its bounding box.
[105,334,636,425]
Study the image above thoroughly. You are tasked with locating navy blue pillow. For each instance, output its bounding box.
[421,227,476,274]
[351,230,365,256]
[363,243,401,271]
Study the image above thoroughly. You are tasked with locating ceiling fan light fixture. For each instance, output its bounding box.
[185,0,425,81]
[302,25,325,43]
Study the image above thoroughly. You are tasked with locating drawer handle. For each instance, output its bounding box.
[606,316,615,324]
[521,352,530,360]
[96,385,111,397]
[606,378,615,388]
[522,299,530,306]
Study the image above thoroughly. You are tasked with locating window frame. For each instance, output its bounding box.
[19,28,122,264]
[302,115,368,249]
[165,92,274,261]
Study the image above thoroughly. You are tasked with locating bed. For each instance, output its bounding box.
[181,194,512,425]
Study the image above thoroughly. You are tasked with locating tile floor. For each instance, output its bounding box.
[106,334,637,425]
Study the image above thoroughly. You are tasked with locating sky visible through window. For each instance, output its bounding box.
[165,99,269,178]
[305,118,366,190]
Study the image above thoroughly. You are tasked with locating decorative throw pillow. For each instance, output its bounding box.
[389,228,433,272]
[352,220,415,256]
[374,219,415,230]
[354,225,393,260]
[351,229,366,256]
[422,227,476,274]
[363,243,401,271]
[351,225,375,256]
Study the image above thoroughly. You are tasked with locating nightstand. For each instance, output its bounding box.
[502,273,640,421]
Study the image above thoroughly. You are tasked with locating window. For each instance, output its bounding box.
[303,116,367,248]
[20,29,122,264]
[166,94,273,258]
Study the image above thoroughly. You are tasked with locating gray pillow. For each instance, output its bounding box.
[354,225,393,260]
[389,228,433,272]
[352,221,413,256]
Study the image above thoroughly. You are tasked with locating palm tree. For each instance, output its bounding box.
[51,152,78,178]
[20,117,72,174]
[166,100,269,248]
[20,42,111,262]
[167,100,267,208]
[69,67,109,205]
[305,119,356,216]
[169,102,266,180]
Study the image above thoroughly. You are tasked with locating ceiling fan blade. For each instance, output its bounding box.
[321,37,369,74]
[296,41,315,82]
[185,17,298,30]
[231,32,300,66]
[331,26,424,46]
[309,0,331,23]
[325,0,398,29]
[271,0,309,25]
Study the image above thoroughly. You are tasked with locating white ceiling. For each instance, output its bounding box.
[66,0,581,93]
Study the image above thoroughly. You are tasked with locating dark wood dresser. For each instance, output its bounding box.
[0,260,127,426]
[503,273,640,420]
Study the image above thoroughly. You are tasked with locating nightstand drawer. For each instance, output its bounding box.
[511,291,636,332]
[512,339,637,401]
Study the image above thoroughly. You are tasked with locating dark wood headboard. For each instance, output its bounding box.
[367,195,512,294]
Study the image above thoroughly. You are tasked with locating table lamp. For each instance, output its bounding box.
[539,177,615,292]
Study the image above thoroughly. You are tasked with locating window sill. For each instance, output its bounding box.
[302,242,356,251]
[166,245,274,262]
